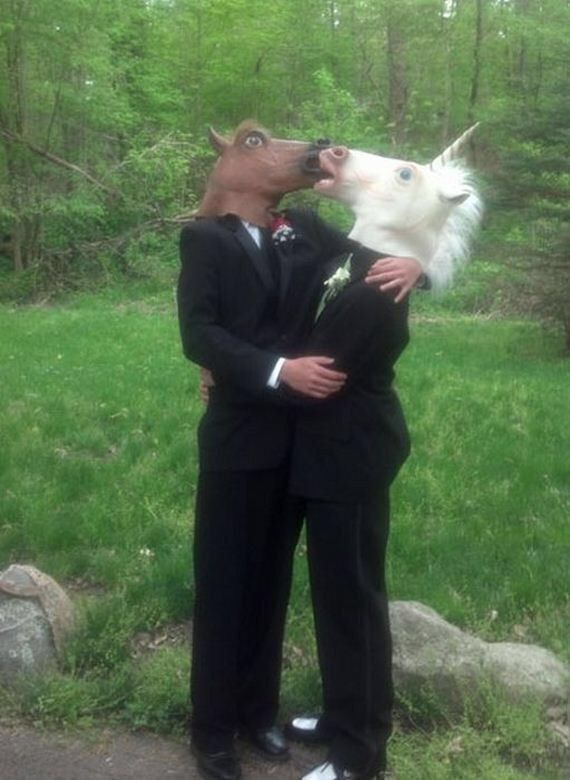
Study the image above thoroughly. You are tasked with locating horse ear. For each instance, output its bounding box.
[208,127,229,155]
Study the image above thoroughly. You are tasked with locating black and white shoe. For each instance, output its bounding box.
[285,715,331,744]
[300,760,385,780]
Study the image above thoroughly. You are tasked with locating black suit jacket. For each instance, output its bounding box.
[177,209,351,471]
[289,247,411,503]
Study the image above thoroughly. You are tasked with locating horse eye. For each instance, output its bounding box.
[398,167,413,182]
[245,134,263,148]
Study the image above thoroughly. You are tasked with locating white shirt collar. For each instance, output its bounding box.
[241,220,262,248]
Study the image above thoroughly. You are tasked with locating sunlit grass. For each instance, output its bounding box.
[0,293,196,616]
[0,295,567,774]
[392,317,569,654]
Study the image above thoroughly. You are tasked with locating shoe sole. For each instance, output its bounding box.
[191,746,242,780]
[284,725,331,745]
[195,763,242,780]
[197,770,242,780]
[237,736,291,763]
[249,744,291,762]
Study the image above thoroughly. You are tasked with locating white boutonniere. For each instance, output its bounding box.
[324,263,351,293]
[315,254,353,320]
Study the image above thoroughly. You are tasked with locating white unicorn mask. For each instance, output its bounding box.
[316,125,483,290]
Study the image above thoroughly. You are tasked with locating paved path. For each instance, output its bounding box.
[0,724,325,779]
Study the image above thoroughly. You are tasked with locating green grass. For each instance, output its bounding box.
[393,316,569,654]
[0,292,568,775]
[0,289,196,619]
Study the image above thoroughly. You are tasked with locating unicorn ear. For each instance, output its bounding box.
[208,127,229,155]
[438,183,471,205]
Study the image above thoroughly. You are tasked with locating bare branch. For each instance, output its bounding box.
[0,125,121,198]
[43,212,196,260]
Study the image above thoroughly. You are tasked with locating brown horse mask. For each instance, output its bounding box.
[197,121,328,226]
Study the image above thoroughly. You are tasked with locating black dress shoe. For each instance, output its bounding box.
[241,725,290,761]
[192,744,242,780]
[285,714,332,744]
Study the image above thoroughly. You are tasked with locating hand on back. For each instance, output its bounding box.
[365,256,423,303]
[280,356,346,399]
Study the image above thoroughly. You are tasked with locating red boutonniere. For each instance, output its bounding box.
[269,214,297,245]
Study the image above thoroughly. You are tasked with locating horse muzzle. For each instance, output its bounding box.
[303,138,333,176]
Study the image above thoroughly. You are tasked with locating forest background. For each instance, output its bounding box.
[0,0,568,343]
[0,2,569,778]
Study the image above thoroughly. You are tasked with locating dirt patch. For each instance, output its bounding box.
[65,577,108,599]
[130,621,192,658]
[0,723,324,779]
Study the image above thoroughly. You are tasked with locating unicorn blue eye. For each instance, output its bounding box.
[398,167,413,182]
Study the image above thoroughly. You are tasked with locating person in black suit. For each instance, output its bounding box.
[177,123,423,780]
[286,247,411,780]
[179,217,421,773]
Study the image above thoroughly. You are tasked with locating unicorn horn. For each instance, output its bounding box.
[430,123,480,170]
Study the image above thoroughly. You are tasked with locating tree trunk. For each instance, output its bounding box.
[386,4,408,146]
[514,0,531,113]
[440,0,456,143]
[2,0,37,271]
[468,0,483,124]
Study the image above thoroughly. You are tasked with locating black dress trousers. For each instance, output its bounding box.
[190,466,302,751]
[298,490,393,772]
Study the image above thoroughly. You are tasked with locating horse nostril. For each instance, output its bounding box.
[331,146,348,159]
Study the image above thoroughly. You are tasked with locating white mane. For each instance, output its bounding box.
[427,163,483,290]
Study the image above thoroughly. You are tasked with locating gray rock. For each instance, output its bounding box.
[484,641,568,704]
[0,565,75,686]
[390,601,568,710]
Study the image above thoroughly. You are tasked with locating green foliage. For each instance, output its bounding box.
[296,68,371,148]
[0,266,39,301]
[469,0,570,348]
[1,0,568,334]
[491,110,570,347]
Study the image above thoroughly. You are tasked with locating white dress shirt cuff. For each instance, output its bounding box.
[267,357,286,388]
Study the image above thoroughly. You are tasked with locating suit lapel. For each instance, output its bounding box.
[275,218,317,310]
[232,221,275,292]
[277,246,293,306]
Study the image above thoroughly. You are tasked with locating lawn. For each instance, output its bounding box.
[0,289,568,777]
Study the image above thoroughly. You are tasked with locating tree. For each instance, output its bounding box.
[0,0,567,329]
[484,0,570,352]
